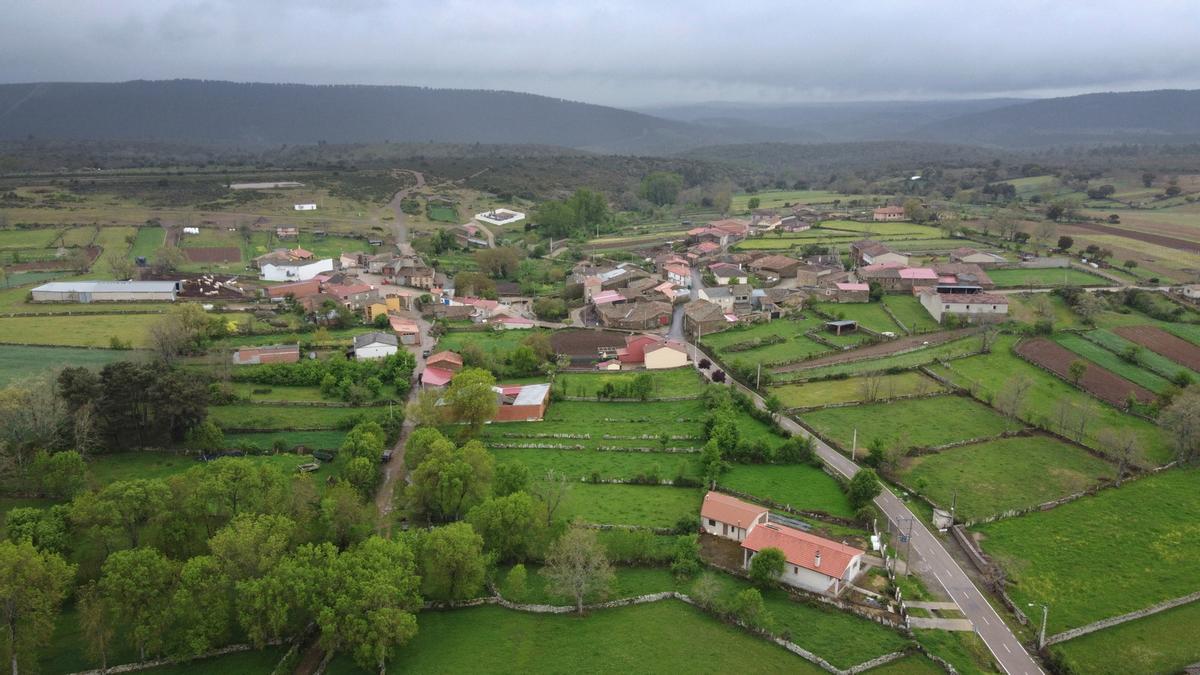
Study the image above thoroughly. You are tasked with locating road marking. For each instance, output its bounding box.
[1003,643,1011,653]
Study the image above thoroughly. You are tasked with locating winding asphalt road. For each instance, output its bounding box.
[693,343,1044,675]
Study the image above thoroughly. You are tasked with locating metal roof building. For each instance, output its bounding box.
[31,281,180,303]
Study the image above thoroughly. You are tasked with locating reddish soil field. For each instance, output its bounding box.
[550,328,628,356]
[183,246,241,263]
[1015,338,1154,407]
[1113,325,1200,372]
[1064,220,1200,254]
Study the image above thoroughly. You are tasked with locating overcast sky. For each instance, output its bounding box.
[3,0,1199,107]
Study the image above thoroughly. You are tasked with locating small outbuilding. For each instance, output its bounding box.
[701,492,769,543]
[353,332,399,360]
[824,319,858,335]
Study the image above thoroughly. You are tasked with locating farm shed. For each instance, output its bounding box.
[492,383,551,422]
[232,344,300,365]
[919,290,1009,324]
[353,332,399,360]
[31,280,180,303]
[825,319,858,335]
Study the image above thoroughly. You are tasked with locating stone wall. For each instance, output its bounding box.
[1044,591,1200,646]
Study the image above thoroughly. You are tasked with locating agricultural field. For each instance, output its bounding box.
[128,226,165,261]
[478,399,706,451]
[814,220,941,237]
[800,395,1022,452]
[1081,329,1198,382]
[776,334,981,381]
[1050,599,1200,675]
[880,294,941,333]
[702,316,831,366]
[719,464,855,517]
[206,403,389,431]
[555,367,705,399]
[557,483,701,528]
[427,204,459,222]
[0,344,142,386]
[731,190,887,211]
[85,450,350,492]
[0,227,61,249]
[1015,337,1155,408]
[1113,325,1200,372]
[896,435,1116,522]
[224,430,348,451]
[491,447,699,483]
[986,267,1109,288]
[929,336,1173,466]
[770,371,943,409]
[813,301,903,334]
[360,602,827,675]
[436,328,547,357]
[975,468,1200,633]
[0,312,163,347]
[1004,293,1086,329]
[1053,333,1174,393]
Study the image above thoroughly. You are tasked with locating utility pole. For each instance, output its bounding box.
[756,362,761,390]
[851,428,858,461]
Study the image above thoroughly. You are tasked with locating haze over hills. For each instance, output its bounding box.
[2,80,1200,157]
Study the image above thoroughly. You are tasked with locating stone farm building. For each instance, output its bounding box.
[872,205,906,222]
[232,344,300,365]
[918,290,1009,323]
[850,240,909,267]
[596,300,672,330]
[31,280,180,303]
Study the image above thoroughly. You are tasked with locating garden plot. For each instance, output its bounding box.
[207,403,387,431]
[813,302,902,334]
[975,468,1200,634]
[556,483,701,528]
[702,317,831,367]
[800,395,1021,453]
[555,367,704,399]
[1114,325,1200,371]
[770,371,943,409]
[775,334,980,382]
[1015,338,1154,408]
[1081,329,1198,381]
[896,435,1116,523]
[491,447,700,483]
[929,337,1173,466]
[1053,333,1173,393]
[881,295,941,333]
[477,400,709,452]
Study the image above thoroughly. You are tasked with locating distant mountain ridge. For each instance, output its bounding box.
[2,81,1200,154]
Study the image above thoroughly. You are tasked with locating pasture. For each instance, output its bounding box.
[719,464,855,517]
[975,468,1200,633]
[881,294,941,333]
[0,313,163,348]
[206,403,389,431]
[555,367,704,399]
[477,399,708,451]
[896,435,1116,522]
[813,301,903,333]
[0,345,140,386]
[436,328,546,357]
[128,226,165,261]
[801,395,1021,452]
[85,451,349,491]
[771,371,943,409]
[556,483,701,528]
[731,190,885,210]
[776,335,981,381]
[702,316,831,366]
[491,447,699,483]
[986,267,1109,288]
[1051,599,1200,675]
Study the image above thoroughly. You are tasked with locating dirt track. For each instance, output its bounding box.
[771,328,975,373]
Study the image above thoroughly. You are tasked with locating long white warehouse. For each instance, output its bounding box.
[31,281,180,303]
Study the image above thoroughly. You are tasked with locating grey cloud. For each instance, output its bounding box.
[1,0,1199,106]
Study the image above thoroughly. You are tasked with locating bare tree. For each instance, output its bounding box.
[859,372,884,403]
[1074,401,1097,443]
[532,469,571,526]
[1098,427,1138,485]
[74,402,100,458]
[1033,220,1057,248]
[542,526,614,615]
[1160,387,1200,465]
[1053,399,1077,438]
[979,326,999,354]
[996,374,1033,420]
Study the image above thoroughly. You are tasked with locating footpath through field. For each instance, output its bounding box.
[692,342,1045,675]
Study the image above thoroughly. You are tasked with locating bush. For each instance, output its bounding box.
[505,564,528,601]
[748,547,786,588]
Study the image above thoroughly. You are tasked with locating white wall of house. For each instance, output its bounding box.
[354,343,398,360]
[742,550,864,595]
[920,293,1008,323]
[702,516,758,542]
[863,252,909,266]
[260,258,334,282]
[645,348,688,370]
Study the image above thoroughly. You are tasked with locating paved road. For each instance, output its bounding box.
[693,343,1043,675]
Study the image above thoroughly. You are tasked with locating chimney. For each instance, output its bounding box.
[814,551,821,568]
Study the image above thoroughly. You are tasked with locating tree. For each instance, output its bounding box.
[1068,359,1088,385]
[403,427,453,471]
[100,547,176,660]
[316,537,422,674]
[532,297,567,321]
[1057,235,1074,251]
[902,198,928,223]
[748,547,786,588]
[443,368,498,431]
[417,522,487,602]
[406,440,495,523]
[4,507,69,556]
[0,374,66,469]
[467,492,541,562]
[1045,204,1065,221]
[343,457,380,500]
[406,390,446,428]
[168,555,231,657]
[1098,428,1138,486]
[1142,172,1156,188]
[108,255,138,281]
[995,374,1033,419]
[209,513,296,581]
[319,483,375,550]
[1072,293,1106,324]
[730,588,771,630]
[530,469,570,526]
[509,345,541,376]
[236,542,337,648]
[474,247,523,279]
[774,436,814,465]
[505,564,528,601]
[77,581,115,672]
[32,450,86,499]
[699,439,726,488]
[453,272,495,298]
[84,478,172,549]
[639,172,684,207]
[493,461,532,497]
[0,540,75,675]
[1033,220,1057,247]
[629,372,654,401]
[152,245,186,274]
[542,526,614,615]
[185,420,224,455]
[846,469,882,510]
[1160,387,1200,465]
[747,196,760,210]
[670,534,701,578]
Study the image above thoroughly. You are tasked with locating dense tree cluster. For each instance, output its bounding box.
[231,351,415,402]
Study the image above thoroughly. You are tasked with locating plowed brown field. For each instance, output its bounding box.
[1113,325,1200,372]
[1015,338,1154,408]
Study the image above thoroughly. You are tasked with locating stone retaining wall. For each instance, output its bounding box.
[1044,591,1200,646]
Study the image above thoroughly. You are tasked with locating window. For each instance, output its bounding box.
[793,566,798,574]
[708,519,716,527]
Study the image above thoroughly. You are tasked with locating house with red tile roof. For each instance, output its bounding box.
[388,316,421,344]
[489,314,535,329]
[421,350,463,388]
[742,522,867,595]
[872,205,907,222]
[701,492,768,542]
[266,279,322,300]
[231,344,301,365]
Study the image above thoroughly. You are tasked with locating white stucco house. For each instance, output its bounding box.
[700,492,769,543]
[742,522,867,596]
[918,290,1009,324]
[256,250,335,282]
[353,332,399,360]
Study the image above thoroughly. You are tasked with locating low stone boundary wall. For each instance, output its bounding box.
[66,641,284,675]
[1044,591,1200,646]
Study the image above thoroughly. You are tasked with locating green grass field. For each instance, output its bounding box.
[719,464,854,517]
[771,371,943,409]
[912,629,999,674]
[816,220,941,237]
[1005,294,1086,329]
[86,451,350,489]
[987,268,1109,288]
[0,313,163,347]
[128,226,165,261]
[975,467,1200,633]
[80,227,138,279]
[0,345,142,386]
[929,336,1173,466]
[702,317,832,366]
[436,328,546,357]
[731,190,886,211]
[427,205,459,222]
[478,399,709,451]
[137,647,287,674]
[1053,333,1173,393]
[0,228,60,249]
[881,295,942,333]
[556,367,704,399]
[1051,599,1200,675]
[897,435,1116,522]
[1081,329,1198,381]
[813,302,903,334]
[224,430,348,450]
[556,483,701,528]
[801,395,1021,452]
[207,403,388,431]
[492,447,699,482]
